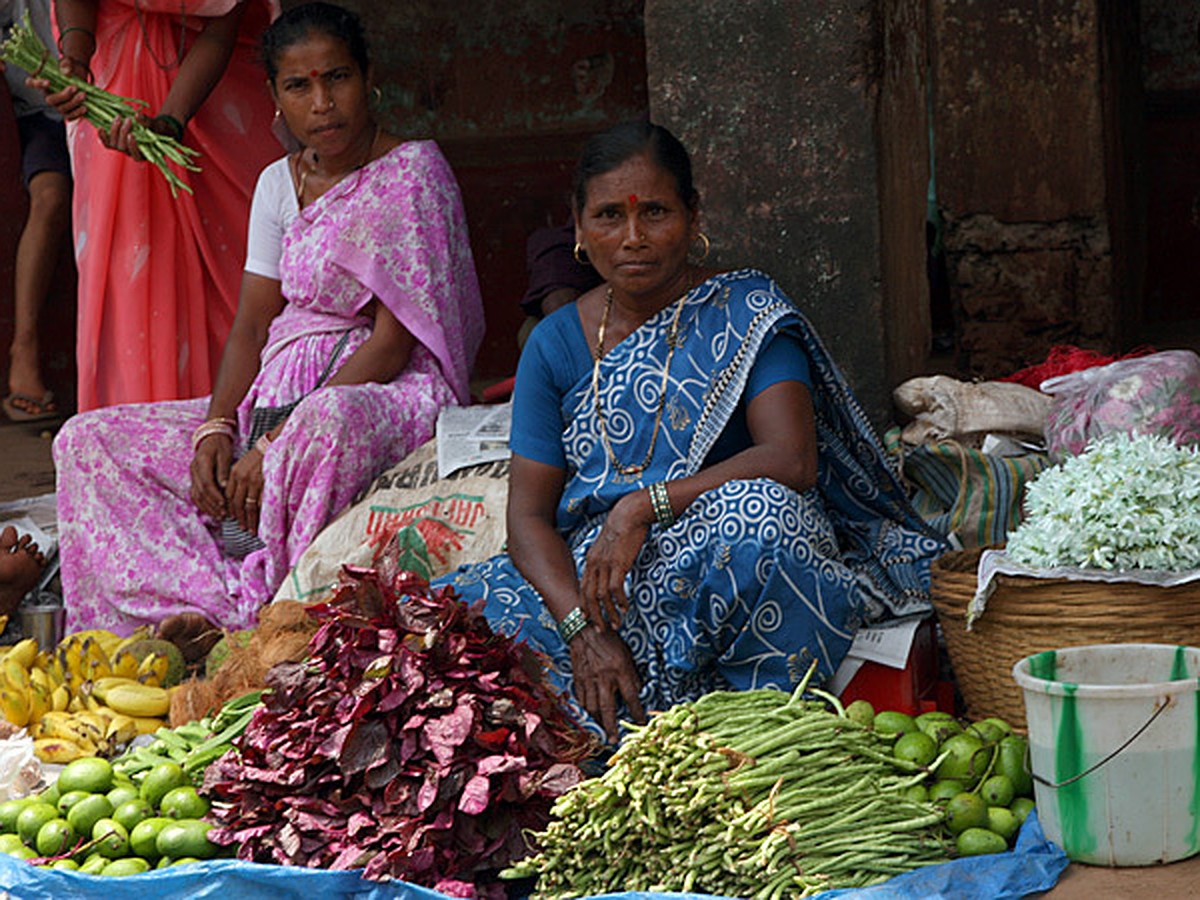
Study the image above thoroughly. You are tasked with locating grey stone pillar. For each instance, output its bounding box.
[644,0,931,428]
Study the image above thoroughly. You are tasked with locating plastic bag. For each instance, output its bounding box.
[0,726,42,801]
[816,809,1067,898]
[1041,349,1200,459]
[0,856,445,900]
[0,812,1068,900]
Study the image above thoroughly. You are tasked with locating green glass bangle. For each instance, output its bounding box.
[153,114,185,142]
[557,606,590,644]
[649,481,675,526]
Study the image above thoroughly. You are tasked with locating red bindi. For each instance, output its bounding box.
[310,69,320,78]
[628,194,638,205]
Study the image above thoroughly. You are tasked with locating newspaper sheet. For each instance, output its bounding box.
[436,402,512,480]
[827,613,929,696]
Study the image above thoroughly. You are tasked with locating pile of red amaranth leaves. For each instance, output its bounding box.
[202,565,596,898]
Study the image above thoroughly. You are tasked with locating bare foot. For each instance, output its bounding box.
[0,525,47,619]
[158,612,223,664]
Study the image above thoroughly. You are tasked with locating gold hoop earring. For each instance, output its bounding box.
[372,85,383,105]
[691,232,711,263]
[573,242,589,266]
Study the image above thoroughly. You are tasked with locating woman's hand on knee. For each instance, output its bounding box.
[581,496,649,629]
[570,628,645,742]
[189,438,233,520]
[228,453,266,534]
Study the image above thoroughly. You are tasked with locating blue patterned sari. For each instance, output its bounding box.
[442,270,945,731]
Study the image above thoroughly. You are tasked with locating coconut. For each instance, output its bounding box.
[205,630,253,679]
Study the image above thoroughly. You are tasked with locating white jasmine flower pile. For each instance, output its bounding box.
[1006,433,1200,572]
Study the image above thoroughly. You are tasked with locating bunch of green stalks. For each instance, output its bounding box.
[1,13,200,195]
[503,664,952,900]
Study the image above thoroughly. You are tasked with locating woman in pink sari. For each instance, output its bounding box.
[52,2,484,641]
[47,0,281,410]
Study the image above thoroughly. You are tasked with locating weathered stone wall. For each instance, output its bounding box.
[947,216,1113,373]
[931,0,1123,377]
[1142,1,1200,92]
[645,0,928,425]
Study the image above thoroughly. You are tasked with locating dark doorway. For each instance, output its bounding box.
[1141,3,1200,335]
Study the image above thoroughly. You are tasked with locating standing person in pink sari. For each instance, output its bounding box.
[40,0,281,410]
[52,2,484,644]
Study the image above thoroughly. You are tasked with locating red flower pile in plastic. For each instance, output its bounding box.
[202,566,595,898]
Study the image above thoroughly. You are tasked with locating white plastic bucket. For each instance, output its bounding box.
[1012,642,1200,866]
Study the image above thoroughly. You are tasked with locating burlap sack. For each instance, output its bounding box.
[893,375,1051,446]
[272,438,509,604]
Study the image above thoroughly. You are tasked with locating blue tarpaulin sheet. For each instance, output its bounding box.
[0,812,1068,900]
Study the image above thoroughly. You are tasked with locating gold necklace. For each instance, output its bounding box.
[296,123,379,204]
[592,284,689,476]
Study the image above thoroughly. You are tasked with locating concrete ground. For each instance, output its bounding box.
[0,417,57,505]
[2,415,1200,897]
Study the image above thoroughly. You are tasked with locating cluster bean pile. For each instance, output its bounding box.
[504,677,951,899]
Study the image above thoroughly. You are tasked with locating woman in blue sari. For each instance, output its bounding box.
[445,122,945,740]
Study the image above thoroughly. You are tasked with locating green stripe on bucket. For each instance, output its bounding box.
[1170,646,1200,853]
[1056,682,1096,859]
[1193,679,1200,853]
[1029,650,1057,682]
[1172,646,1189,681]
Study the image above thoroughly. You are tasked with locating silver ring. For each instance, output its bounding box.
[246,497,259,506]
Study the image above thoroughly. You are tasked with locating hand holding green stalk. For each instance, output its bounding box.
[0,13,201,196]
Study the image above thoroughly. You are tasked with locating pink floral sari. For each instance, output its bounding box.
[61,0,281,410]
[55,141,485,633]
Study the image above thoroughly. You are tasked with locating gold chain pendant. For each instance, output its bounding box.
[591,286,689,475]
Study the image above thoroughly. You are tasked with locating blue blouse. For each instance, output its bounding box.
[511,301,812,469]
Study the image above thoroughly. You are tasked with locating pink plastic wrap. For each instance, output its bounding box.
[1042,350,1200,458]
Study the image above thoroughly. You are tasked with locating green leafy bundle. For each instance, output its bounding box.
[1,13,200,195]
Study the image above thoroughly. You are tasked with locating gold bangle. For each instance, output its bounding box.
[191,420,236,452]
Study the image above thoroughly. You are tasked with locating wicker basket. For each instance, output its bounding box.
[930,546,1200,728]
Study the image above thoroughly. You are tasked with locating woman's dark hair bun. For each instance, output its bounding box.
[262,2,370,82]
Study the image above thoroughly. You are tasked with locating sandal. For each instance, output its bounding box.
[2,392,59,422]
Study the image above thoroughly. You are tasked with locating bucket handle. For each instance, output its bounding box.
[1029,697,1169,789]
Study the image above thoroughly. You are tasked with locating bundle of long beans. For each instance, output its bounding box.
[1,12,200,195]
[503,666,952,900]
